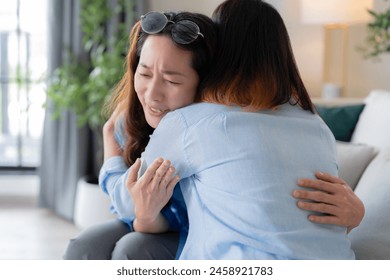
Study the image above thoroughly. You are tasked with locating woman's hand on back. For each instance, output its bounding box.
[293,172,365,233]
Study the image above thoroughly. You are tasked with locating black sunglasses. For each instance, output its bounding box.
[140,11,204,45]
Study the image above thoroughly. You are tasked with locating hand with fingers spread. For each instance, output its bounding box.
[293,171,365,233]
[126,157,180,233]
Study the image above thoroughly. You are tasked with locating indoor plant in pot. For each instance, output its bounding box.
[46,0,136,227]
[47,0,134,177]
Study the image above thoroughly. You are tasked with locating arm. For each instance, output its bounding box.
[293,171,365,233]
[100,108,184,231]
[99,114,135,222]
[130,110,192,233]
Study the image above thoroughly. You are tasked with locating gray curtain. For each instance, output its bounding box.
[39,0,146,221]
[38,0,90,220]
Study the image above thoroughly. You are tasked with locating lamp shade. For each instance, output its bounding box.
[301,0,373,24]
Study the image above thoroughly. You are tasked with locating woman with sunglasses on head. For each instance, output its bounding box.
[64,5,363,260]
[129,0,359,259]
[64,11,217,260]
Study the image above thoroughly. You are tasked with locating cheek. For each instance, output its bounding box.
[171,89,197,109]
[134,77,144,101]
[169,76,199,109]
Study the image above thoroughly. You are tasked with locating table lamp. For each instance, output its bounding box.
[301,0,373,98]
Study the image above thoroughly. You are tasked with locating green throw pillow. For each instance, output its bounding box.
[316,104,365,142]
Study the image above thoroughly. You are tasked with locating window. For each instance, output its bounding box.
[0,0,47,168]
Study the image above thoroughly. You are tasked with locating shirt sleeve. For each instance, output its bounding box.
[98,156,135,225]
[114,115,126,150]
[141,110,194,178]
[98,116,135,224]
[139,111,193,231]
[99,112,190,231]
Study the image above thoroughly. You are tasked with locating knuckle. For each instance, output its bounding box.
[313,191,324,201]
[145,167,154,176]
[342,184,352,192]
[299,201,312,210]
[317,204,327,212]
[145,188,154,196]
[296,190,309,199]
[309,202,328,213]
[317,180,326,188]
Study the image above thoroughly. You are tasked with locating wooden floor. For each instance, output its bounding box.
[0,175,80,260]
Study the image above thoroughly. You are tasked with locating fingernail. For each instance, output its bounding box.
[293,190,300,197]
[297,179,304,185]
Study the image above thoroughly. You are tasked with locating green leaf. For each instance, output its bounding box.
[359,5,390,59]
[46,0,133,129]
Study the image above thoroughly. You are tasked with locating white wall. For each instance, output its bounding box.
[147,0,223,16]
[147,0,390,98]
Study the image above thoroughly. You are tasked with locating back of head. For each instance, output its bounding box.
[201,0,313,112]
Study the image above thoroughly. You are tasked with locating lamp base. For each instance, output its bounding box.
[322,83,341,99]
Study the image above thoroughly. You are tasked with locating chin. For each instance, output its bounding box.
[146,117,160,129]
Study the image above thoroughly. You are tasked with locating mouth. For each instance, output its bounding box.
[148,105,169,116]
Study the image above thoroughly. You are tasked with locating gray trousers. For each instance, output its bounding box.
[63,219,179,260]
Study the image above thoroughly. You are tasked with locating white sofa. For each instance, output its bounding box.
[73,90,390,259]
[317,90,390,260]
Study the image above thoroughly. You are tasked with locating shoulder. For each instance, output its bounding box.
[161,103,230,127]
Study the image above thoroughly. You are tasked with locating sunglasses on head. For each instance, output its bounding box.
[140,11,204,45]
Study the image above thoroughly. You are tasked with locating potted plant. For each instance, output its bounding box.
[47,0,135,179]
[359,3,390,58]
[46,0,138,227]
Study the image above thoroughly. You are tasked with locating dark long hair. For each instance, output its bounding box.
[107,12,217,166]
[201,0,314,112]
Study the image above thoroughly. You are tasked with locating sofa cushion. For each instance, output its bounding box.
[349,148,390,259]
[316,104,365,142]
[336,142,377,190]
[351,90,390,149]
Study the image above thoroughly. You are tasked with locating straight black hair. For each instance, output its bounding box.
[201,0,314,112]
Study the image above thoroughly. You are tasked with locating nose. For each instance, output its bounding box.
[145,78,163,102]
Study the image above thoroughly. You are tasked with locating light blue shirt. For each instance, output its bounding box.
[141,102,355,260]
[98,115,135,225]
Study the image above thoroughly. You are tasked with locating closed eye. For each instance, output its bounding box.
[166,80,181,85]
[139,73,151,78]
